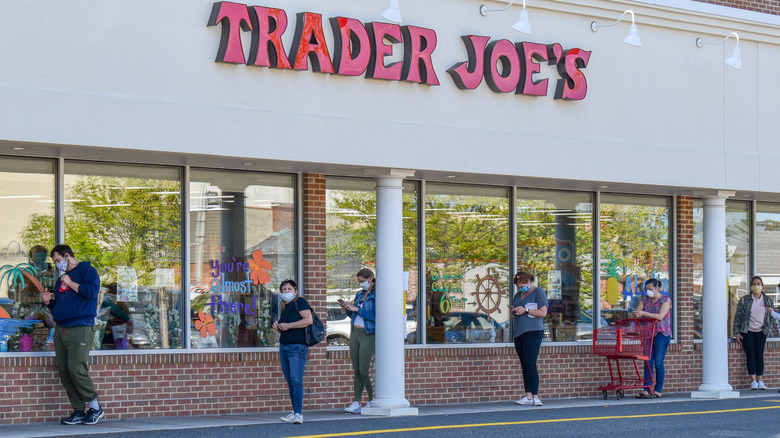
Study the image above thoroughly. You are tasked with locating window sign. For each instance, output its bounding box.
[189,169,295,349]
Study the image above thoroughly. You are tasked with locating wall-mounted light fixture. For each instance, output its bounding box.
[381,0,402,24]
[696,32,741,70]
[591,10,641,47]
[479,0,532,35]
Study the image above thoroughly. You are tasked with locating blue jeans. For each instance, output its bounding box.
[644,332,671,393]
[280,343,308,414]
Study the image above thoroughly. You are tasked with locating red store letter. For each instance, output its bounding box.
[516,42,549,96]
[447,35,490,90]
[207,2,252,64]
[366,22,403,81]
[555,48,591,101]
[401,26,439,85]
[331,17,371,76]
[289,12,335,73]
[484,39,521,94]
[247,6,291,69]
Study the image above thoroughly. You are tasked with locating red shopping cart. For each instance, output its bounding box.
[592,318,657,400]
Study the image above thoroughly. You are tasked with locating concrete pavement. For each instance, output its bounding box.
[2,389,777,437]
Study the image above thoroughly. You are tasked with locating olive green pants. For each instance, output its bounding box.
[54,325,98,410]
[349,326,375,402]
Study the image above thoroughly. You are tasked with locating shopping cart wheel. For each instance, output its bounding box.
[616,390,624,399]
[602,391,608,400]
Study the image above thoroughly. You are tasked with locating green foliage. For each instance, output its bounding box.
[600,203,669,279]
[326,190,418,290]
[21,176,181,285]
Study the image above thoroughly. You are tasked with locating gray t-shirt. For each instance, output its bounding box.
[512,287,548,338]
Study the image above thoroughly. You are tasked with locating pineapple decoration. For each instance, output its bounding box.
[603,253,626,306]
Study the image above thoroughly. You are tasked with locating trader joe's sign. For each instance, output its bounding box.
[207,2,591,100]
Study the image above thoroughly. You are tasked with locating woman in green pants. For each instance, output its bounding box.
[340,268,376,414]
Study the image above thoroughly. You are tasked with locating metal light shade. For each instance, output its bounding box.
[725,46,742,70]
[381,0,402,23]
[512,8,531,35]
[591,10,641,48]
[622,23,641,47]
[696,32,742,70]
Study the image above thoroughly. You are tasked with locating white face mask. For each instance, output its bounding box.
[646,289,655,298]
[56,260,68,272]
[360,281,371,291]
[281,292,295,302]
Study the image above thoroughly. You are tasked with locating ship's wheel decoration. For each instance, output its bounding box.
[472,268,505,314]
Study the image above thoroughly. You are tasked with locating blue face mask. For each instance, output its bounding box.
[518,285,530,293]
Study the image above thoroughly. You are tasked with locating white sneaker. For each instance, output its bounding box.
[344,401,362,414]
[533,397,543,406]
[364,401,371,409]
[515,397,533,405]
[280,412,295,423]
[751,381,759,390]
[758,381,767,390]
[293,413,303,424]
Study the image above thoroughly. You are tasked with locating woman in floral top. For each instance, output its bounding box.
[632,278,672,398]
[733,276,774,390]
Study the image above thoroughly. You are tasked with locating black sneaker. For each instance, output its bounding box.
[60,410,86,425]
[80,406,104,425]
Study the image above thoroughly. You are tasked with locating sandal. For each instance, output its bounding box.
[652,392,662,398]
[635,392,651,399]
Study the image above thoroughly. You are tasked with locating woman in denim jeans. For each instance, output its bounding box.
[340,268,376,414]
[632,278,672,398]
[273,279,313,425]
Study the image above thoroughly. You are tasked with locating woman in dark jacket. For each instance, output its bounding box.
[273,279,312,424]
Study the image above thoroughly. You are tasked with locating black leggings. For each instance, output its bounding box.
[513,330,543,395]
[742,331,767,376]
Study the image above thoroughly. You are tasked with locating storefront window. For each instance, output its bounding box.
[425,183,509,344]
[190,170,295,349]
[517,190,593,342]
[325,178,418,346]
[600,195,672,334]
[1,157,55,352]
[692,200,749,340]
[59,162,183,350]
[753,202,779,337]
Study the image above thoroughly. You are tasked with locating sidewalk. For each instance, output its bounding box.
[2,390,772,437]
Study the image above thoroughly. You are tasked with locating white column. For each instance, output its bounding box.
[692,192,739,399]
[362,169,418,417]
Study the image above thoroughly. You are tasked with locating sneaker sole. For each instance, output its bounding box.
[80,411,105,425]
[60,419,84,425]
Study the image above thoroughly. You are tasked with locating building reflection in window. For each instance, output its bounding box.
[0,157,55,352]
[516,189,593,342]
[189,170,295,348]
[324,177,418,346]
[600,194,672,336]
[692,199,749,340]
[62,161,183,350]
[425,183,510,344]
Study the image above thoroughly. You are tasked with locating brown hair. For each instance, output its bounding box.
[514,271,535,283]
[356,268,375,280]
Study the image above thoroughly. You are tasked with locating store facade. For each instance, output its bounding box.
[1,0,779,424]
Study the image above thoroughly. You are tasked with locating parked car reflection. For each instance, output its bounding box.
[442,312,503,343]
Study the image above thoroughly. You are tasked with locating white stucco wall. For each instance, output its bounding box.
[0,0,778,194]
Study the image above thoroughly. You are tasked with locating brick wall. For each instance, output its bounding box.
[3,193,780,425]
[693,0,780,15]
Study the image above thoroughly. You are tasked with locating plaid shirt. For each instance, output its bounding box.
[733,293,775,337]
